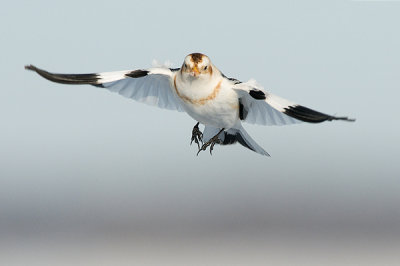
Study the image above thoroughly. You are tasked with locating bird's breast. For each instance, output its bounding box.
[173,76,239,128]
[173,75,223,105]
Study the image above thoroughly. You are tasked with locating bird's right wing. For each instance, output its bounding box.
[25,65,184,111]
[233,79,355,126]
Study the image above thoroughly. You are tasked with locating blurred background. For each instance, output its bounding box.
[1,0,399,265]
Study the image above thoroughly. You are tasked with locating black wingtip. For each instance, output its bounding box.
[284,105,356,123]
[25,64,36,71]
[24,65,101,85]
[334,116,356,122]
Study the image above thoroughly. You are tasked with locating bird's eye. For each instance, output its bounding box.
[204,66,208,70]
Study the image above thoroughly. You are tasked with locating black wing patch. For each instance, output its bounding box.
[239,98,248,120]
[221,72,242,84]
[25,65,101,85]
[249,89,266,100]
[283,105,355,123]
[228,77,242,84]
[125,70,148,78]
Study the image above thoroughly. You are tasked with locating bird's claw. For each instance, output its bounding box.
[190,122,203,149]
[197,134,222,156]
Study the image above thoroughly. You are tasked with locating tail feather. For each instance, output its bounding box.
[203,125,270,156]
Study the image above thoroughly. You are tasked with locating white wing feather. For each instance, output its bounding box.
[25,65,184,112]
[234,80,299,126]
[234,79,354,125]
[100,68,183,111]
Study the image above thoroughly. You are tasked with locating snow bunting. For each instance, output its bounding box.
[25,53,354,156]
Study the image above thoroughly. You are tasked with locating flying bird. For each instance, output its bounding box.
[25,53,355,156]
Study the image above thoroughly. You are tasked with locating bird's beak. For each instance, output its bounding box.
[191,66,200,77]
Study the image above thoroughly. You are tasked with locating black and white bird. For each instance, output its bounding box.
[25,53,354,156]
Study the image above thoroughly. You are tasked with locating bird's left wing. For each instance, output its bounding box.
[233,80,355,126]
[25,65,184,111]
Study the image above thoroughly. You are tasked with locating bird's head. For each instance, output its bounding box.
[181,53,213,78]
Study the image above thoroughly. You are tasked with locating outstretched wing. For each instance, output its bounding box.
[25,65,184,111]
[233,80,355,126]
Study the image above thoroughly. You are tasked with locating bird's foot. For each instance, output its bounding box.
[197,128,224,155]
[190,122,203,149]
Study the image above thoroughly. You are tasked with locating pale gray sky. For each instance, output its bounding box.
[1,1,400,265]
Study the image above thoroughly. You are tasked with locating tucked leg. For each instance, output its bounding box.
[197,128,225,155]
[190,122,203,149]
